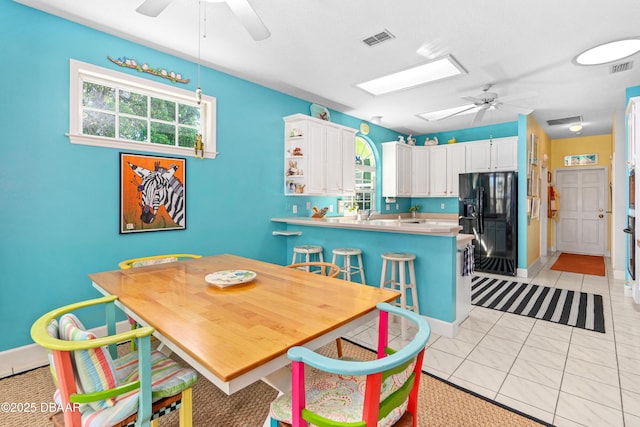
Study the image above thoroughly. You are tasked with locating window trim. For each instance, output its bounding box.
[68,59,217,159]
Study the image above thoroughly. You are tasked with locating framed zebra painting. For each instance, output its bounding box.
[120,153,186,233]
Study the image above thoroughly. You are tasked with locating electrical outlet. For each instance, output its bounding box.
[441,203,445,209]
[386,204,390,211]
[329,204,334,212]
[396,204,399,209]
[293,204,298,214]
[306,202,311,210]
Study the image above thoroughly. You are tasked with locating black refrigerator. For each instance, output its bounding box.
[459,172,518,276]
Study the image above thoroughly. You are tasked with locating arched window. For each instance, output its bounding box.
[344,136,377,212]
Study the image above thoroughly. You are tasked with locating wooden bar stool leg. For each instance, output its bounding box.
[379,259,388,290]
[344,254,352,281]
[357,253,366,285]
[409,260,419,314]
[399,260,408,341]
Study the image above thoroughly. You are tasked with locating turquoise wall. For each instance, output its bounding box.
[0,2,404,351]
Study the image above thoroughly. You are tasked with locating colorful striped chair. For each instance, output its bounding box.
[269,302,430,427]
[31,295,197,427]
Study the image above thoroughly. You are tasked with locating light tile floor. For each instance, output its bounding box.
[343,252,640,427]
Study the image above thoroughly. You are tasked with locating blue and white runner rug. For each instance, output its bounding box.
[471,276,605,333]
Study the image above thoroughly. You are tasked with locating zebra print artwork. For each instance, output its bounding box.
[120,153,186,233]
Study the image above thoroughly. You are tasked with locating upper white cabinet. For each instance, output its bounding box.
[446,143,466,196]
[628,97,639,170]
[466,137,518,172]
[283,114,356,196]
[429,145,448,196]
[382,142,412,197]
[411,146,430,197]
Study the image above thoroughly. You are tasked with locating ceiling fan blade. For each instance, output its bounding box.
[461,96,481,103]
[498,91,537,104]
[225,0,271,41]
[435,105,477,121]
[471,107,487,126]
[136,0,174,17]
[495,103,534,115]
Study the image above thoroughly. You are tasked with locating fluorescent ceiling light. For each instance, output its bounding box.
[574,38,640,65]
[418,104,475,121]
[356,55,466,95]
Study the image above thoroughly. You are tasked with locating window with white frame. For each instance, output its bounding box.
[344,136,376,212]
[68,59,217,159]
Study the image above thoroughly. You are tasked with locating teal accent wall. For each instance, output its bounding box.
[417,121,518,145]
[0,2,406,351]
[627,86,640,101]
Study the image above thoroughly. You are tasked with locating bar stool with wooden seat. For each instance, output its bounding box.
[291,245,324,272]
[379,252,419,340]
[331,247,366,284]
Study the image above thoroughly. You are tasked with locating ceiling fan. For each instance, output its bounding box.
[136,0,271,41]
[438,84,535,125]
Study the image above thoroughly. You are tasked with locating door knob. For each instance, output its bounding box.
[599,214,604,218]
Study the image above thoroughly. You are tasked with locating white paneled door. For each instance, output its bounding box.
[556,167,607,255]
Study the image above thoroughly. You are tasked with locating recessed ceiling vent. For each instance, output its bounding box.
[362,29,395,47]
[547,115,583,126]
[610,61,633,74]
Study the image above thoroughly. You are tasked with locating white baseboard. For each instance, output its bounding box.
[614,269,627,281]
[424,315,460,338]
[0,320,130,379]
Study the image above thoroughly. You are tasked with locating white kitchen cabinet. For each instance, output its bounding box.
[465,140,492,172]
[429,145,448,196]
[490,137,518,171]
[446,143,466,196]
[382,142,412,197]
[466,137,518,172]
[411,146,430,197]
[284,114,356,196]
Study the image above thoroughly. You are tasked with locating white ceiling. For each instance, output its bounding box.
[16,0,640,139]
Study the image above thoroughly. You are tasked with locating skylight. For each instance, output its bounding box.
[574,38,640,65]
[356,55,466,96]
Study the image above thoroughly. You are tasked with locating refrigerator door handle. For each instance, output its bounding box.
[477,186,484,234]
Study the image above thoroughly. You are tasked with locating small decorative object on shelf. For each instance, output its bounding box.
[194,133,204,159]
[287,160,302,176]
[311,206,328,218]
[294,184,305,194]
[291,147,303,156]
[448,137,457,144]
[289,128,303,137]
[398,136,406,144]
[425,136,439,146]
[107,56,189,84]
[407,134,416,146]
[310,103,330,121]
[409,204,420,218]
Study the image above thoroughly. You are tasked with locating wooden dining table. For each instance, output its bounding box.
[89,254,400,395]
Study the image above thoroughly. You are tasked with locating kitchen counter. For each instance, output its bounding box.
[271,216,462,235]
[271,215,473,337]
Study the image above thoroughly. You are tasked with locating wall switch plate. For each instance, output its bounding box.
[306,202,311,210]
[396,204,399,209]
[386,204,390,211]
[329,204,334,212]
[293,205,298,214]
[441,203,445,209]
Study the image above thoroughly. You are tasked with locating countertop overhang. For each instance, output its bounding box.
[272,216,464,236]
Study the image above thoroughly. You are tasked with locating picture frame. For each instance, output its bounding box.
[532,198,540,219]
[564,153,598,166]
[120,152,187,234]
[529,133,539,166]
[547,171,552,183]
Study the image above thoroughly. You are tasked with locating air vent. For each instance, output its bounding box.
[547,115,583,126]
[610,61,633,74]
[362,29,395,47]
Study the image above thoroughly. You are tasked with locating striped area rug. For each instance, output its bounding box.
[471,276,605,333]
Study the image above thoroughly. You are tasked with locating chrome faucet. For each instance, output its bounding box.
[365,209,378,220]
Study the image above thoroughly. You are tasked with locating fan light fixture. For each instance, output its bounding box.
[574,37,640,65]
[370,116,383,124]
[356,55,466,96]
[569,123,583,132]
